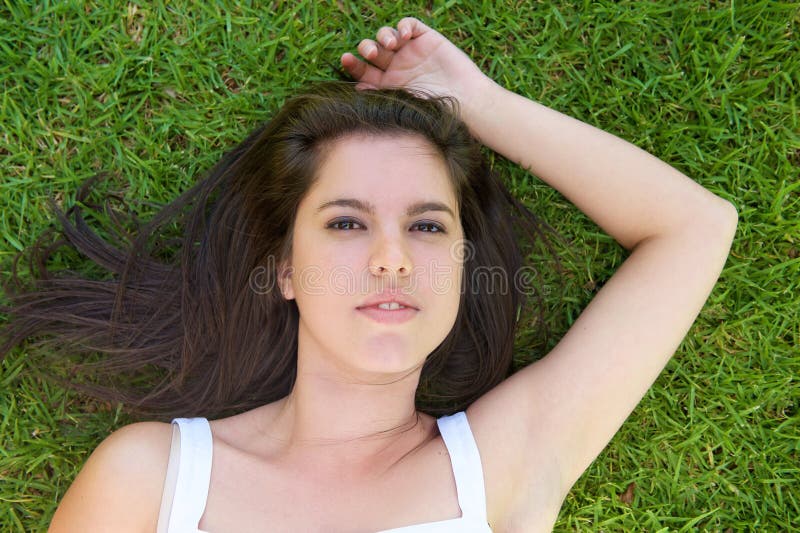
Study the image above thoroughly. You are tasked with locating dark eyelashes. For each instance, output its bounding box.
[326,218,447,234]
[413,222,447,234]
[327,219,363,231]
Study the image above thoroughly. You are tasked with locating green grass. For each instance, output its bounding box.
[1,0,798,531]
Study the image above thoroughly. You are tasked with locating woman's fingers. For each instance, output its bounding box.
[340,52,380,89]
[358,17,428,66]
[397,16,431,40]
[342,17,432,89]
[379,18,429,52]
[376,26,401,49]
[357,38,394,70]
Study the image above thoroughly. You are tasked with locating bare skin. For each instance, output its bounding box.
[48,16,737,533]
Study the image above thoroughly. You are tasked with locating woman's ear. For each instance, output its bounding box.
[277,260,295,301]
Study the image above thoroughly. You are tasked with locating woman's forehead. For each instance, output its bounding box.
[308,134,457,208]
[320,132,444,170]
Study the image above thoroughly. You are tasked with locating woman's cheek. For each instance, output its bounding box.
[422,252,462,297]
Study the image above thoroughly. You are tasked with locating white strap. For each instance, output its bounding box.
[436,411,488,522]
[156,424,181,533]
[168,418,214,532]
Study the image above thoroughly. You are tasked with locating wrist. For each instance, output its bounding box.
[457,76,503,140]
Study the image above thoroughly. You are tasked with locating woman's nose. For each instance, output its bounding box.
[368,235,411,278]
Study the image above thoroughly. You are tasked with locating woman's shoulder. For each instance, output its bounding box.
[49,421,174,532]
[97,420,175,466]
[93,420,176,488]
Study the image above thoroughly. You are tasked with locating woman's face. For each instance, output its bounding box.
[280,133,465,377]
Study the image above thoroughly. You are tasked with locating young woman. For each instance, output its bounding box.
[5,16,736,532]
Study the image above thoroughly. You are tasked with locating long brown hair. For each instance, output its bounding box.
[0,81,565,421]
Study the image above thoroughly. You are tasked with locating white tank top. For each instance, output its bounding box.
[157,410,493,532]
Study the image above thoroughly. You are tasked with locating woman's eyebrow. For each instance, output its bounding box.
[316,198,455,219]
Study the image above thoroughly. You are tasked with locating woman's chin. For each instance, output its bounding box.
[352,348,424,376]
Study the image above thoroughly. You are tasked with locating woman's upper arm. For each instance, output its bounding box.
[48,421,174,533]
[533,209,737,490]
[468,205,737,524]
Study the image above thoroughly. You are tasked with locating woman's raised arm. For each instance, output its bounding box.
[455,66,738,489]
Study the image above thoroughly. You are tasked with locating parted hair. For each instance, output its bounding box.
[0,81,564,421]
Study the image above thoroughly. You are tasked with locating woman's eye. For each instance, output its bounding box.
[414,222,446,234]
[328,218,363,230]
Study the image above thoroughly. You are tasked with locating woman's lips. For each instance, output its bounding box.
[356,305,418,324]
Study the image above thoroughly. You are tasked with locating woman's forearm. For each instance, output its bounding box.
[460,80,736,251]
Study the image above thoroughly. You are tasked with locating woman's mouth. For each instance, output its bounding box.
[356,304,418,324]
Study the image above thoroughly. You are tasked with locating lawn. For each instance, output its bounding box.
[1,1,798,531]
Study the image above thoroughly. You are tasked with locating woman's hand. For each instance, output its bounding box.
[340,17,495,115]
